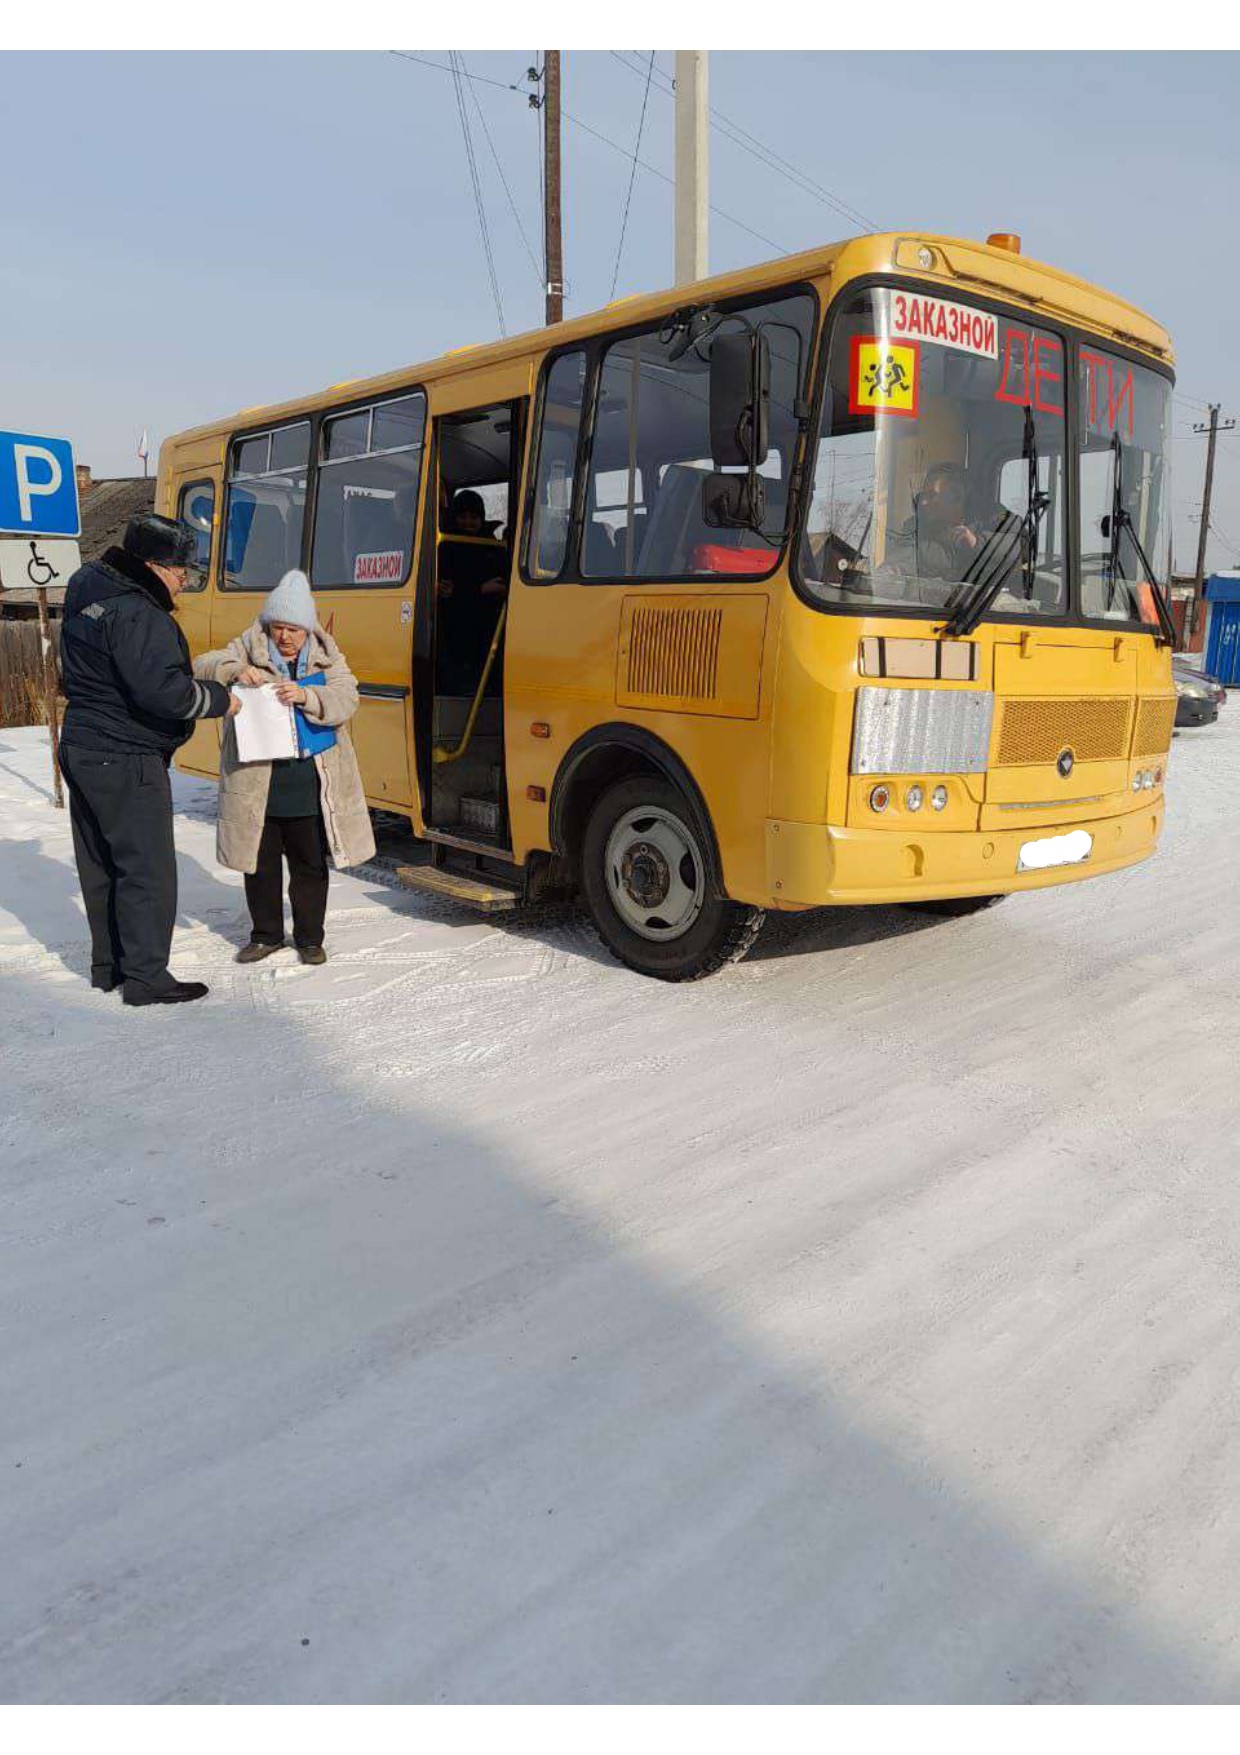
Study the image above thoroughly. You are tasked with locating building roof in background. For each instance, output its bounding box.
[79,477,157,563]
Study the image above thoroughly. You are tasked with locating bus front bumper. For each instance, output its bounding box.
[764,795,1165,908]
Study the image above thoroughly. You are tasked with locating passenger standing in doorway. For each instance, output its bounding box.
[58,514,238,1006]
[194,571,375,964]
[436,490,508,696]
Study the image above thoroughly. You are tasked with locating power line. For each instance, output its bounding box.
[610,49,878,232]
[391,49,520,93]
[459,52,543,288]
[1209,517,1240,555]
[448,51,506,335]
[562,105,788,257]
[389,48,790,259]
[610,52,655,301]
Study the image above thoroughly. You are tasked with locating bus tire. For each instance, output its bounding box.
[581,776,764,981]
[907,894,1008,918]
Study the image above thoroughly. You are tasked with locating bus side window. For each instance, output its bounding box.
[526,349,587,579]
[580,291,814,582]
[176,480,215,590]
[222,422,310,591]
[311,392,426,588]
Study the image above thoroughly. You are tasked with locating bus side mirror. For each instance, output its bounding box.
[702,472,767,530]
[710,331,771,469]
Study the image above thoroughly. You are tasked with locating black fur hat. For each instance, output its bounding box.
[122,513,197,569]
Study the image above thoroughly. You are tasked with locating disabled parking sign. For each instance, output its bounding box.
[0,430,81,538]
[0,536,82,593]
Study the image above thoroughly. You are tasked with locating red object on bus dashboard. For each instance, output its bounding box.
[691,544,771,575]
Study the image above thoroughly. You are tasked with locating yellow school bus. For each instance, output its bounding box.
[161,230,1176,979]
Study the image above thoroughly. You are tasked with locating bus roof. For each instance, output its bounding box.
[164,232,1173,453]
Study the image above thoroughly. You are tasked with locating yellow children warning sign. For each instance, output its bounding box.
[849,336,920,419]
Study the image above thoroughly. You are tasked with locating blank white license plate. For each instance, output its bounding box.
[1017,829,1094,873]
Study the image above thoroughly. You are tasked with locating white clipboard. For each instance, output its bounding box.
[231,683,298,763]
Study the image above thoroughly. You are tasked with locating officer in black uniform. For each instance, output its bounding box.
[59,514,238,1006]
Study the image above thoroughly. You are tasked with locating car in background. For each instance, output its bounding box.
[1172,655,1227,727]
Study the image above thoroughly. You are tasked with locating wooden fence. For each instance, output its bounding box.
[0,620,58,729]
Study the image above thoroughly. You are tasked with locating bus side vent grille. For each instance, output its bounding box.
[996,697,1132,765]
[1132,696,1177,758]
[627,605,723,702]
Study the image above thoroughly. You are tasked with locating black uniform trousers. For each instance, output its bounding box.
[59,744,178,992]
[244,815,330,950]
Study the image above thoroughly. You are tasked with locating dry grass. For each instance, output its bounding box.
[0,620,59,729]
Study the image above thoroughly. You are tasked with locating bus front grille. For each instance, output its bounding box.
[1132,696,1177,758]
[995,697,1133,766]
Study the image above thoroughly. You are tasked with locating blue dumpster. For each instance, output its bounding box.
[1204,572,1240,685]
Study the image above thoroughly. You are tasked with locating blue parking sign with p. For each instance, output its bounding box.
[0,431,80,538]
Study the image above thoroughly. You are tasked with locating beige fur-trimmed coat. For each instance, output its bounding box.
[193,621,376,875]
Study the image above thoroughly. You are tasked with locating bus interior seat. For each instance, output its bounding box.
[238,503,293,584]
[583,516,620,574]
[639,462,711,574]
[344,492,399,562]
[642,462,789,574]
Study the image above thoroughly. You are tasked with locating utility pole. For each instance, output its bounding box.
[542,51,563,324]
[674,50,708,286]
[1189,403,1235,642]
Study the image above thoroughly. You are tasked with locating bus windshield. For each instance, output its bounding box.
[799,285,1070,619]
[1077,346,1172,622]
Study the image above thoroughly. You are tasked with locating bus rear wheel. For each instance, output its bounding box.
[907,894,1008,918]
[581,776,764,981]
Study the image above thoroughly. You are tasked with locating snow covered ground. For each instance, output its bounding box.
[2,716,1240,1703]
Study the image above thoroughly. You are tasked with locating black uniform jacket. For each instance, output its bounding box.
[60,547,230,756]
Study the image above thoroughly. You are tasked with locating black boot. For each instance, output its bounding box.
[122,978,209,1007]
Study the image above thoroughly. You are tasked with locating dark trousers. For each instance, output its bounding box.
[60,744,178,992]
[244,815,330,949]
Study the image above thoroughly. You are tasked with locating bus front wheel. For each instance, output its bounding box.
[581,776,764,981]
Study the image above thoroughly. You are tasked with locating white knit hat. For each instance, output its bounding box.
[260,569,316,631]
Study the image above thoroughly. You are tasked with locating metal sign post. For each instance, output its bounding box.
[35,582,63,807]
[0,430,82,810]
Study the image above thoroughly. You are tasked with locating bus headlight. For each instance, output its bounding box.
[931,785,949,811]
[905,785,924,812]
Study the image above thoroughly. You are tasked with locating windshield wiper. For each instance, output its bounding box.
[1112,513,1177,644]
[1102,428,1176,643]
[1022,405,1052,602]
[1105,429,1125,610]
[942,408,1050,638]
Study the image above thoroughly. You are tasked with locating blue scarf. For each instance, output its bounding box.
[266,633,336,758]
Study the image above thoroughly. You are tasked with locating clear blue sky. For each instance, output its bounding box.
[4,49,1237,570]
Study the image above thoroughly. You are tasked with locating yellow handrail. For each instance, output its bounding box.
[432,601,508,766]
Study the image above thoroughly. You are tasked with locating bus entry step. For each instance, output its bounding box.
[392,862,521,913]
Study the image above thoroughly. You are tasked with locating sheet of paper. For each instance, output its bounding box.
[232,683,298,763]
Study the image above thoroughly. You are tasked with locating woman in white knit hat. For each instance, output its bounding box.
[193,570,375,963]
